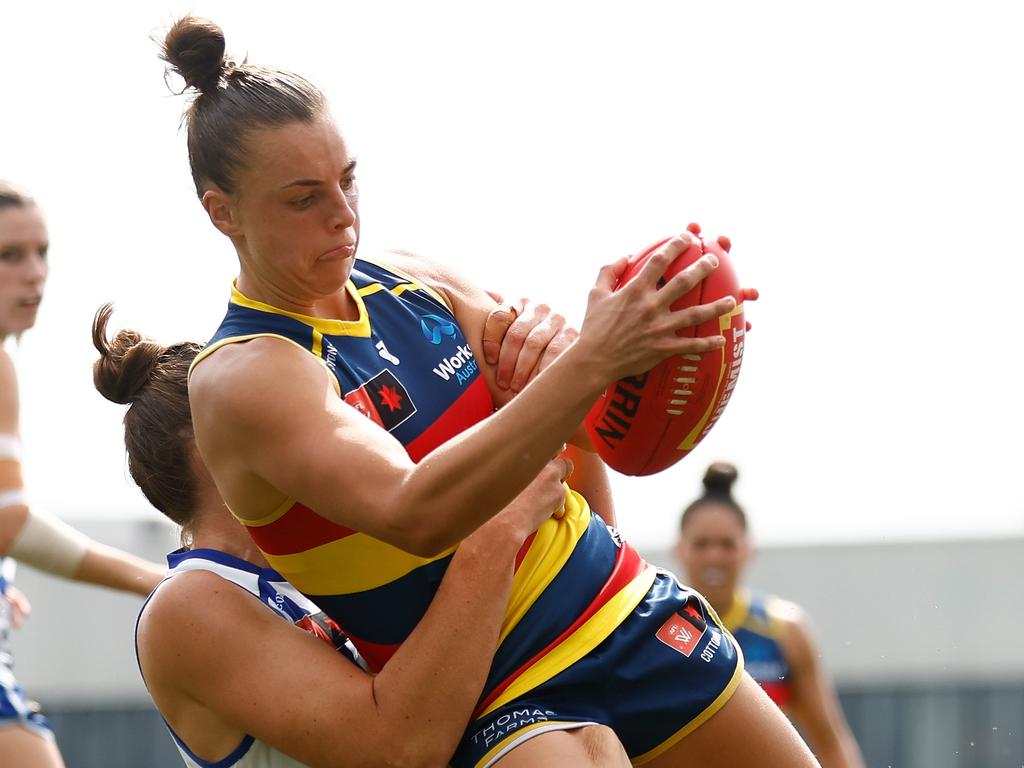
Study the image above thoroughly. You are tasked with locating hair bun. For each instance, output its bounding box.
[702,461,738,497]
[161,16,228,93]
[92,304,163,405]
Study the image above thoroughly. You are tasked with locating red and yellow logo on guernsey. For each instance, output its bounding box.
[655,604,707,657]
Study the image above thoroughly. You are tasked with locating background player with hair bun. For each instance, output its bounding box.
[674,461,866,768]
[0,181,165,768]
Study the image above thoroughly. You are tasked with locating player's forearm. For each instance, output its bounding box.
[562,444,616,527]
[73,543,165,596]
[371,533,519,765]
[392,341,605,554]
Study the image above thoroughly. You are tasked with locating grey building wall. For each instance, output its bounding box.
[645,536,1024,686]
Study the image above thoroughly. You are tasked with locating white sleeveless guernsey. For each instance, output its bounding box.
[141,548,364,768]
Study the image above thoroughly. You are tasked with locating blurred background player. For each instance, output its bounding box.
[0,181,165,768]
[674,460,865,768]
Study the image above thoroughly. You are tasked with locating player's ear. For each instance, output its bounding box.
[203,187,241,237]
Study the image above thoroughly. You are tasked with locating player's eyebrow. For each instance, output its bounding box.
[281,160,358,190]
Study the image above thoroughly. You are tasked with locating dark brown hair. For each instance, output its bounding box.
[679,461,748,532]
[160,16,327,199]
[0,180,37,211]
[92,304,203,541]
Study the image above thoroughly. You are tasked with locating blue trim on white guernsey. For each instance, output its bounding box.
[0,557,17,669]
[168,731,256,768]
[140,548,363,768]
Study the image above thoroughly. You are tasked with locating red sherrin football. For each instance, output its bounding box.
[584,231,750,476]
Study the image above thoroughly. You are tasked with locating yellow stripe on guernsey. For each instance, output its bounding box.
[264,532,456,596]
[719,588,786,637]
[481,564,656,718]
[499,488,589,644]
[229,281,372,338]
[358,254,454,311]
[236,493,456,594]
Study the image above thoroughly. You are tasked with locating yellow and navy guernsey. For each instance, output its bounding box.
[192,258,742,767]
[721,590,792,708]
[191,260,654,699]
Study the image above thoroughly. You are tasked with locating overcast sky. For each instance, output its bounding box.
[3,0,1022,549]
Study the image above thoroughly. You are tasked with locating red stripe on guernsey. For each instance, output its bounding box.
[336,627,401,674]
[246,502,356,556]
[514,533,537,573]
[761,681,792,709]
[473,542,645,718]
[404,377,493,462]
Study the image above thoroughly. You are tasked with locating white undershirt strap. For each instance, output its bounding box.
[0,433,20,461]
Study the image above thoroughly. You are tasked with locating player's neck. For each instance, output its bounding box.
[190,505,270,568]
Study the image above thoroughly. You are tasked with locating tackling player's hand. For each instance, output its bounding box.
[463,457,573,554]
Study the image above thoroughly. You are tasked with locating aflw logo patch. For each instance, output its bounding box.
[655,602,708,657]
[343,369,417,431]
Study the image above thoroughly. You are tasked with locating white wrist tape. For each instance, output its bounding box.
[7,507,89,578]
[0,434,20,461]
[0,489,28,509]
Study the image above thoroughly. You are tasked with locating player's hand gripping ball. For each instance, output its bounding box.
[584,223,756,476]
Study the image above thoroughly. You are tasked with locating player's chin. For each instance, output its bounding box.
[312,258,356,290]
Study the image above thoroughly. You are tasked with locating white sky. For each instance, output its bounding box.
[2,0,1022,549]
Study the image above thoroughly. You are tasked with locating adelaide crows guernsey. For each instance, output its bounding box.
[190,258,655,717]
[721,590,792,707]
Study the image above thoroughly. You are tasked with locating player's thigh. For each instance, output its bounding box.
[642,674,819,768]
[0,725,66,768]
[492,724,631,768]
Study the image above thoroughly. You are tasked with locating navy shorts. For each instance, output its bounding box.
[453,570,743,767]
[0,677,54,741]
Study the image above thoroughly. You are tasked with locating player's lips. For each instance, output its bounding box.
[700,567,728,587]
[320,244,355,260]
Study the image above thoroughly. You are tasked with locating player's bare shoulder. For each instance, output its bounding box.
[767,595,818,663]
[366,249,465,308]
[190,336,332,419]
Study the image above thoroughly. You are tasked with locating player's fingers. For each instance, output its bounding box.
[717,234,732,253]
[632,234,693,291]
[532,326,578,385]
[671,334,727,355]
[496,302,550,389]
[592,256,631,296]
[739,287,759,302]
[656,251,720,308]
[482,301,519,367]
[668,295,737,333]
[510,313,565,392]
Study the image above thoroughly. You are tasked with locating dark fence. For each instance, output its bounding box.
[42,682,1024,767]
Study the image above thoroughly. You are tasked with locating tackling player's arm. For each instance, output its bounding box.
[0,350,163,595]
[138,461,568,768]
